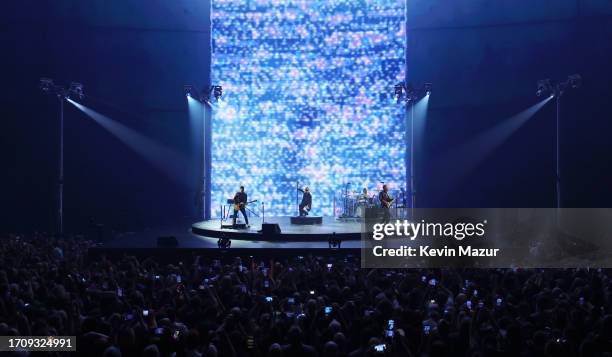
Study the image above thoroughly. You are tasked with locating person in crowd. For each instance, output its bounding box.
[1,232,612,356]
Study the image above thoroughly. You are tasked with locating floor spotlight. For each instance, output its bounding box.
[328,233,341,249]
[424,82,432,96]
[218,237,231,249]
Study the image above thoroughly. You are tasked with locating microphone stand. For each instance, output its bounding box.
[344,182,351,217]
[262,201,265,224]
[296,182,299,216]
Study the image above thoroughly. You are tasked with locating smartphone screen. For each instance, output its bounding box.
[374,344,386,352]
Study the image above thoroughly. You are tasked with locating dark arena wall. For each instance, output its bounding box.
[1,0,612,233]
[2,2,612,357]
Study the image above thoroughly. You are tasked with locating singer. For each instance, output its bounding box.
[298,186,312,216]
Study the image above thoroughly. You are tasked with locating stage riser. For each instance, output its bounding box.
[192,216,361,242]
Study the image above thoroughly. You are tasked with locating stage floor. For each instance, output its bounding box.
[100,216,362,250]
[192,216,362,241]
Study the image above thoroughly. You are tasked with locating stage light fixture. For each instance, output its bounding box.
[69,82,84,100]
[187,85,222,103]
[568,74,582,89]
[394,82,421,103]
[184,85,197,98]
[394,83,404,102]
[424,83,432,96]
[536,79,552,97]
[328,234,341,249]
[212,85,223,101]
[39,78,54,92]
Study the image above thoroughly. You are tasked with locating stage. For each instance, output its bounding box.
[191,216,362,242]
[94,216,362,256]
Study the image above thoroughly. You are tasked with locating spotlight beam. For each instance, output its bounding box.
[67,99,191,187]
[432,96,553,197]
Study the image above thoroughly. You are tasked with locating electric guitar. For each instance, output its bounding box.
[382,197,396,208]
[234,200,257,211]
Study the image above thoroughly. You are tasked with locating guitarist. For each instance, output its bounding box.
[378,184,393,224]
[233,186,250,227]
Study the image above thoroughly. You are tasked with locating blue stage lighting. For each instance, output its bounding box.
[211,0,406,216]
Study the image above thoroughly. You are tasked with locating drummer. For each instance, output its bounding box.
[356,188,370,217]
[358,188,369,205]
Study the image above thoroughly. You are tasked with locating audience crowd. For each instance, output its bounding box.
[2,232,612,356]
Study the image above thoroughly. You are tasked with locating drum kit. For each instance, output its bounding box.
[339,191,367,218]
[339,188,408,219]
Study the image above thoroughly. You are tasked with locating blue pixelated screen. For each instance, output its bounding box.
[212,0,406,217]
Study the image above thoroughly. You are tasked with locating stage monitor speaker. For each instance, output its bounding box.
[262,223,282,235]
[157,236,178,248]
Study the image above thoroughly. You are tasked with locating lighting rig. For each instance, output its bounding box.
[184,84,223,104]
[535,74,581,208]
[39,78,85,236]
[393,82,431,217]
[184,84,223,221]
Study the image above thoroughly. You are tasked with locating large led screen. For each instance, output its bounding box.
[212,0,406,217]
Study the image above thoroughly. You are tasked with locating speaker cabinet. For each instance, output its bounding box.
[262,223,281,235]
